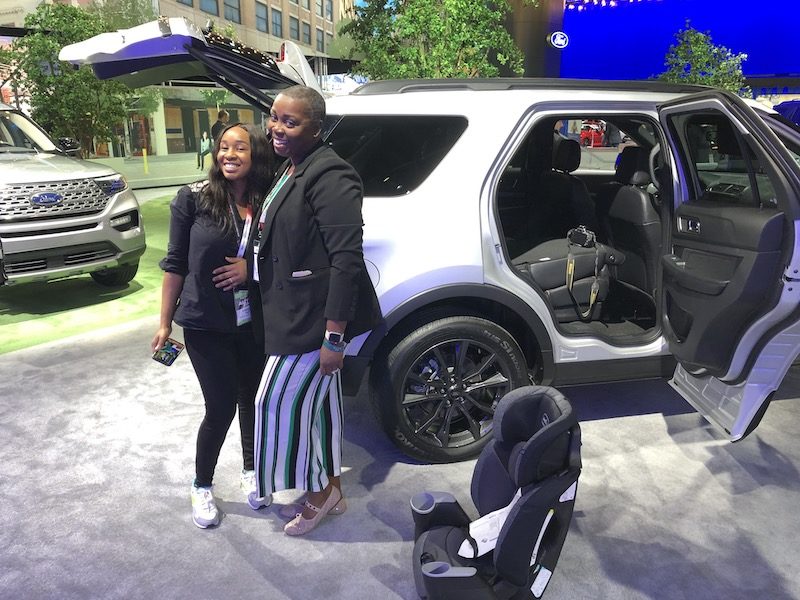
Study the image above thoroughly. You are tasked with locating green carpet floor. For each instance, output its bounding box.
[0,195,172,355]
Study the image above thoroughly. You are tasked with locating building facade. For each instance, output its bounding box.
[0,0,354,157]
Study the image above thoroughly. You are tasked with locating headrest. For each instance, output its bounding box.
[493,386,578,488]
[552,136,581,173]
[615,145,650,186]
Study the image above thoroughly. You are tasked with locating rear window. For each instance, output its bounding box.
[323,115,468,197]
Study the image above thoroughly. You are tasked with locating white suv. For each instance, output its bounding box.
[0,103,145,286]
[64,19,800,462]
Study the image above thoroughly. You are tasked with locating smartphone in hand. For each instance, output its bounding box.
[152,338,185,366]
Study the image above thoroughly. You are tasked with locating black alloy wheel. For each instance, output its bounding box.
[372,316,529,463]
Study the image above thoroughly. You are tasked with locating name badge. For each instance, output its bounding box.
[234,289,251,326]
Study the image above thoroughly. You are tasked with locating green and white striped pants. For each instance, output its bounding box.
[254,351,343,497]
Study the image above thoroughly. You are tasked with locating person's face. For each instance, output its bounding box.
[268,94,321,164]
[217,126,252,183]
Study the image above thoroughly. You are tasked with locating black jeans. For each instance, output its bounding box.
[183,327,264,487]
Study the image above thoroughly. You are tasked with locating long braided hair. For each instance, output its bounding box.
[198,122,275,231]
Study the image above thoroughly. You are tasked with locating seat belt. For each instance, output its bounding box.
[565,226,601,322]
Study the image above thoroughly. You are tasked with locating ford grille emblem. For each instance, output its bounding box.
[30,192,64,207]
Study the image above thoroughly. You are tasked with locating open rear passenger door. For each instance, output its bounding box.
[657,91,800,441]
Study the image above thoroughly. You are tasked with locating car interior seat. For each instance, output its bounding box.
[593,145,646,243]
[606,146,661,296]
[410,385,582,600]
[532,135,599,246]
[513,236,625,323]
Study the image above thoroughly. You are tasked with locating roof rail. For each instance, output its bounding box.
[352,78,711,96]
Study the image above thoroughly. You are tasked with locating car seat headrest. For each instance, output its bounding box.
[616,145,651,186]
[493,386,578,488]
[552,136,581,173]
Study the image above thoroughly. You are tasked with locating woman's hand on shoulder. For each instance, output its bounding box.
[212,256,247,291]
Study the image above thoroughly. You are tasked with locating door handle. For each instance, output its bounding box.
[679,217,701,234]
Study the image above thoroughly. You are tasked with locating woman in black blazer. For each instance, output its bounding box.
[247,85,382,536]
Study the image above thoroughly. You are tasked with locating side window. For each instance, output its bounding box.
[324,115,468,197]
[676,113,777,208]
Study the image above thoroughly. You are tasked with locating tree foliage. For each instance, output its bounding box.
[659,21,748,94]
[340,0,538,79]
[5,4,131,157]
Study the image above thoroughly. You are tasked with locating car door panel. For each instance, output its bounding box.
[658,92,800,440]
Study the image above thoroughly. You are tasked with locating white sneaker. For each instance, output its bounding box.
[247,490,273,510]
[240,469,257,497]
[190,484,220,529]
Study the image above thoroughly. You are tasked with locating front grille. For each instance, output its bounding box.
[0,179,110,222]
[4,242,117,274]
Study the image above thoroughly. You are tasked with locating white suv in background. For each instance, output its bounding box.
[0,103,145,286]
[64,19,800,462]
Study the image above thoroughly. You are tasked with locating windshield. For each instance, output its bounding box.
[764,112,800,168]
[0,110,58,154]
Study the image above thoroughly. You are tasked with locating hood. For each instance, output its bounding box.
[0,152,116,184]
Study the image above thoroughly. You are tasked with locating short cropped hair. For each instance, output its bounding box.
[218,110,229,120]
[279,85,326,126]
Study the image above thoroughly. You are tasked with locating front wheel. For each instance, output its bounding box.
[371,316,529,463]
[90,261,139,287]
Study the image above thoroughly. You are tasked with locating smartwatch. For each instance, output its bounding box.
[325,330,344,345]
[323,330,346,352]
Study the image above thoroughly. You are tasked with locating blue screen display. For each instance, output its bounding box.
[560,0,794,81]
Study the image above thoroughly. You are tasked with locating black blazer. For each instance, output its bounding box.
[250,144,383,356]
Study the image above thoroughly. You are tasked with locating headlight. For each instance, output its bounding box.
[95,174,128,196]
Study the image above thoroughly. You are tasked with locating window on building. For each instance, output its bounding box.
[316,0,323,17]
[272,8,283,37]
[200,0,218,16]
[302,22,311,45]
[255,2,268,32]
[176,0,192,6]
[289,16,300,41]
[289,0,298,4]
[301,0,310,8]
[325,0,333,20]
[316,28,324,52]
[223,0,241,23]
[325,32,333,50]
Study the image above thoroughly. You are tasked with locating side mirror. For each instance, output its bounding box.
[58,137,81,157]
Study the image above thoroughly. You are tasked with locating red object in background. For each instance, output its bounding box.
[580,123,604,147]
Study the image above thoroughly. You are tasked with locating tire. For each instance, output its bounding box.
[371,316,529,463]
[90,261,139,287]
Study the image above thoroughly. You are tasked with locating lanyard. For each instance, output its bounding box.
[229,203,253,258]
[258,167,293,231]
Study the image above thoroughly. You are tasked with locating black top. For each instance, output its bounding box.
[160,183,247,333]
[211,119,226,142]
[250,144,383,355]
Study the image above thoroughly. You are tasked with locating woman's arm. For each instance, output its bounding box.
[151,272,185,352]
[152,187,193,351]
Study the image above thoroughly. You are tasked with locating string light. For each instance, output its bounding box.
[566,0,662,9]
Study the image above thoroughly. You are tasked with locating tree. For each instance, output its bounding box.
[5,4,132,157]
[340,0,538,80]
[200,89,230,112]
[659,21,749,95]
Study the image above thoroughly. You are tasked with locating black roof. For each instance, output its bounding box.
[352,78,712,96]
